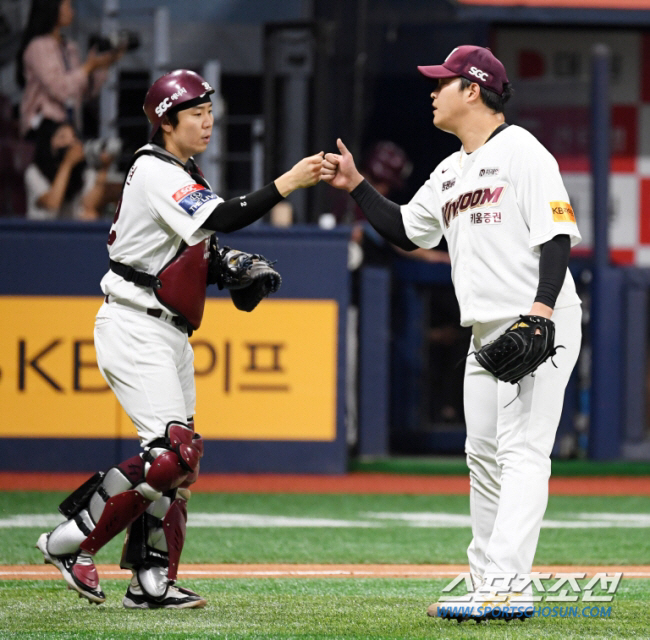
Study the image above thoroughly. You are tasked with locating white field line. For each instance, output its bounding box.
[362,512,650,528]
[2,512,650,529]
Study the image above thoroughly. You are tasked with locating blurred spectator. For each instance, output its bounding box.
[25,119,116,220]
[363,141,413,199]
[331,140,411,225]
[358,144,466,425]
[426,284,471,425]
[326,141,453,447]
[16,0,121,139]
[329,140,450,266]
[0,94,32,216]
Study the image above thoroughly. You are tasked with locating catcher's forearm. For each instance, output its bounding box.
[350,180,418,251]
[534,234,570,308]
[202,183,283,233]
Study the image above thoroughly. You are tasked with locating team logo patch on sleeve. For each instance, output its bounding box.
[172,183,218,216]
[550,201,576,223]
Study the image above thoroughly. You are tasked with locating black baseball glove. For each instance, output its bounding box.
[474,315,559,384]
[207,238,281,312]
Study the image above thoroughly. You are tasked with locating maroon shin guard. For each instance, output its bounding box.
[80,490,151,555]
[162,498,188,581]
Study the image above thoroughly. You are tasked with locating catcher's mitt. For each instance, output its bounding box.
[474,315,559,384]
[207,240,281,312]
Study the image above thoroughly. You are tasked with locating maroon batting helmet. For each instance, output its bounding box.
[143,69,215,138]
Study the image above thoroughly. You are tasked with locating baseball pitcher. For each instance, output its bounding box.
[322,45,581,622]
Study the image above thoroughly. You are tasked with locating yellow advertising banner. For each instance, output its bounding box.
[0,297,338,441]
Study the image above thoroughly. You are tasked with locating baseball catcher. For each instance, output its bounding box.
[36,68,321,610]
[474,315,560,384]
[207,237,282,312]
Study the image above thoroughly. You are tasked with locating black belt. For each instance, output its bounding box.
[146,307,187,328]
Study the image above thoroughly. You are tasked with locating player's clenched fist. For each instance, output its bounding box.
[275,152,324,196]
[321,138,364,192]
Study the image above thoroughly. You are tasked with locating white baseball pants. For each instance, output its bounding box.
[94,301,196,445]
[463,304,582,582]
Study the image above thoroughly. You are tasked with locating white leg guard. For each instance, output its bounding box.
[122,489,190,600]
[120,485,204,609]
[133,495,173,599]
[46,510,95,556]
[46,467,137,556]
[87,467,141,524]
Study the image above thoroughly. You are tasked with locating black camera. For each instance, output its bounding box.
[88,29,140,54]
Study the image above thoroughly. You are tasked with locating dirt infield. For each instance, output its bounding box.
[1,563,649,581]
[1,472,650,494]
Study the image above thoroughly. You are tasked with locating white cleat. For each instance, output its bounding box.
[123,582,207,609]
[36,533,105,604]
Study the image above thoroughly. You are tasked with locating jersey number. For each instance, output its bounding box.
[107,198,122,246]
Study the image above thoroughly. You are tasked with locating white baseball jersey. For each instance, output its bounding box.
[401,125,581,326]
[100,150,222,312]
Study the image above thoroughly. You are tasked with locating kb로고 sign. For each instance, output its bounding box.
[0,297,338,441]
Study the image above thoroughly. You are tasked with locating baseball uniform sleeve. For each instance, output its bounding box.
[511,135,581,250]
[400,178,444,249]
[146,160,223,246]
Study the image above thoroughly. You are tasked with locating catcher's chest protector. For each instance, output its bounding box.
[155,239,210,330]
[126,146,212,330]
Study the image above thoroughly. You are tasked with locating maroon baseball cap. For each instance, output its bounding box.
[418,45,509,96]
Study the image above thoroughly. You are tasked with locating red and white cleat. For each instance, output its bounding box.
[36,533,105,604]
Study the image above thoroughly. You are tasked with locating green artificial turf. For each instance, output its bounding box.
[1,492,649,566]
[0,578,646,639]
[1,489,649,639]
[349,456,650,476]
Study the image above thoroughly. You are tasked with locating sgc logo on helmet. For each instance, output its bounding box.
[155,98,172,117]
[155,86,188,117]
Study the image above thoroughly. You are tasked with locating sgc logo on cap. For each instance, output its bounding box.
[469,66,488,81]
